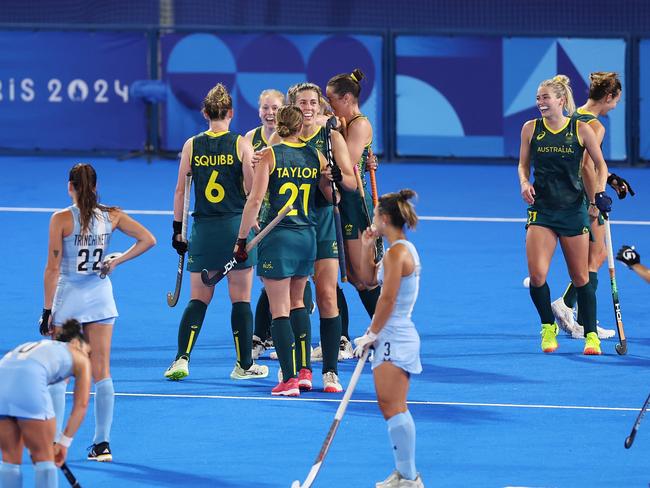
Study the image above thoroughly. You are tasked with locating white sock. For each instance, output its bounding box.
[34,461,57,488]
[93,377,114,444]
[386,410,417,481]
[0,462,22,488]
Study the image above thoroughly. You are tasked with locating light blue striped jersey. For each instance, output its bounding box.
[0,340,73,385]
[60,205,112,277]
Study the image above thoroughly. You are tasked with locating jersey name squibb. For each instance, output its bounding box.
[193,154,234,166]
[74,232,110,247]
[536,146,575,154]
[275,167,318,179]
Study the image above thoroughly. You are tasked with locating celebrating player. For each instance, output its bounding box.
[518,75,612,355]
[326,69,382,336]
[164,83,268,382]
[551,72,632,339]
[0,320,92,485]
[41,162,155,462]
[353,190,424,488]
[236,105,333,396]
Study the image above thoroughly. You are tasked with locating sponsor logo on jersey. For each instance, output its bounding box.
[536,131,546,141]
[262,261,273,270]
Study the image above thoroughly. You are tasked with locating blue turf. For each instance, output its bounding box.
[1,156,649,487]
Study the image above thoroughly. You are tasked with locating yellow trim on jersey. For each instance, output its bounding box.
[542,117,570,135]
[189,136,194,166]
[577,107,598,118]
[268,147,277,175]
[260,126,269,146]
[235,135,243,163]
[576,121,585,147]
[281,141,306,148]
[300,127,321,143]
[205,130,229,138]
[347,114,367,127]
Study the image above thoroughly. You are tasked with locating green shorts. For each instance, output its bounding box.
[187,214,257,272]
[525,205,590,237]
[257,226,316,279]
[339,187,373,240]
[314,205,338,260]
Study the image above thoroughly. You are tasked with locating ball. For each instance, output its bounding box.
[523,276,530,288]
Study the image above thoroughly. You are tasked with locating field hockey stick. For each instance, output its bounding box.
[368,148,379,207]
[603,213,627,355]
[625,392,650,448]
[291,348,369,488]
[61,463,81,487]
[325,116,348,282]
[167,172,192,307]
[354,165,384,262]
[201,205,293,286]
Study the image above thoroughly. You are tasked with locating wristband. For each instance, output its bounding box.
[589,202,597,207]
[172,220,182,234]
[58,434,73,448]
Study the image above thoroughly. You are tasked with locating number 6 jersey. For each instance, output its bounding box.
[52,205,118,325]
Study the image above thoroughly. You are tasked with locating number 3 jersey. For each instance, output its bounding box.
[52,205,118,325]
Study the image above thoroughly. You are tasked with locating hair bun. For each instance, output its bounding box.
[351,68,365,83]
[398,189,416,201]
[553,74,570,85]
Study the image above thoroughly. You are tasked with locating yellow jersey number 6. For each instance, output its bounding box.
[205,170,225,203]
[279,182,310,216]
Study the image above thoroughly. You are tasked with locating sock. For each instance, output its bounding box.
[577,272,599,326]
[176,299,208,360]
[290,307,311,371]
[254,288,271,341]
[320,316,342,374]
[529,282,554,324]
[93,377,114,444]
[49,381,66,441]
[0,462,22,488]
[304,280,314,314]
[576,282,597,335]
[387,411,417,481]
[562,282,577,309]
[34,461,57,488]
[231,301,254,369]
[358,286,381,318]
[337,285,350,339]
[271,317,296,380]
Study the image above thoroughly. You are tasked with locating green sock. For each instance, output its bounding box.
[337,285,349,339]
[231,302,253,369]
[254,288,271,341]
[304,281,314,314]
[576,282,597,335]
[358,286,381,318]
[577,272,599,327]
[562,282,577,308]
[320,316,341,374]
[290,307,311,371]
[529,282,554,324]
[271,317,296,380]
[176,299,208,360]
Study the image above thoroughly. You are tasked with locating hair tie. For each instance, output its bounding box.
[553,75,563,83]
[350,72,358,83]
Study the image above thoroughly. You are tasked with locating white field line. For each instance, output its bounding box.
[1,207,649,225]
[70,391,640,412]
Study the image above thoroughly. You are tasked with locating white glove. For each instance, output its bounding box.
[353,329,378,358]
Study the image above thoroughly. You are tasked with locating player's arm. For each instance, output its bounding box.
[367,245,407,334]
[579,121,608,194]
[238,135,255,195]
[518,120,535,204]
[106,210,156,272]
[345,117,371,169]
[43,211,66,309]
[358,225,381,287]
[55,349,91,466]
[317,151,334,201]
[238,149,271,239]
[330,130,356,191]
[174,138,193,221]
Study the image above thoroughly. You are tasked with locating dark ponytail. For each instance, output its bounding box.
[377,189,418,230]
[69,163,117,235]
[57,319,87,343]
[327,68,365,99]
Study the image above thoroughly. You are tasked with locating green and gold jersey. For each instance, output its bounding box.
[530,117,586,210]
[251,126,270,151]
[265,141,321,228]
[301,127,330,207]
[573,107,598,125]
[191,131,246,218]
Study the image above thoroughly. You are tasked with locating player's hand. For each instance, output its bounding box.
[38,308,52,336]
[171,221,187,255]
[520,181,535,205]
[361,225,380,249]
[616,245,641,268]
[607,173,635,199]
[588,203,600,219]
[325,164,343,184]
[99,253,121,278]
[53,444,67,467]
[251,148,268,170]
[595,191,612,213]
[366,151,378,171]
[353,328,378,357]
[233,238,248,262]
